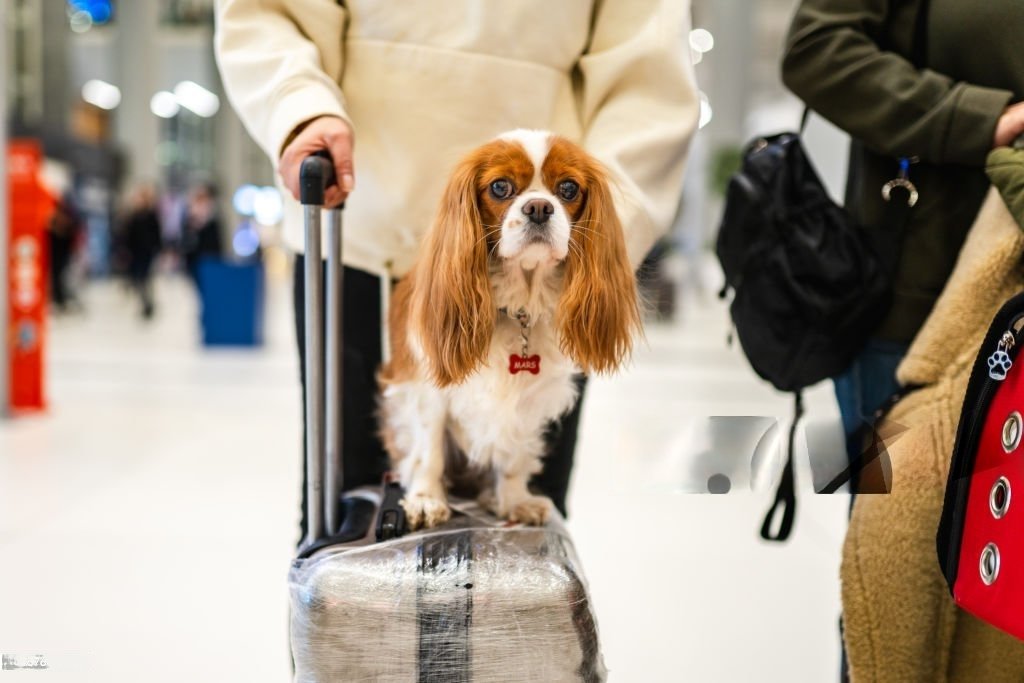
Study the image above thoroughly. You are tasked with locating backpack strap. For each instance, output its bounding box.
[760,392,804,542]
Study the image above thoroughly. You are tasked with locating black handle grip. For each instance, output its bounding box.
[375,480,409,541]
[299,150,337,206]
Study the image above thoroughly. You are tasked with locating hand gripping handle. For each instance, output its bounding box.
[299,150,337,207]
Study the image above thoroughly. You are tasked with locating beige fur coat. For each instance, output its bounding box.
[843,148,1024,681]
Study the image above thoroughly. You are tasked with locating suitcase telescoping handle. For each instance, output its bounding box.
[299,151,344,549]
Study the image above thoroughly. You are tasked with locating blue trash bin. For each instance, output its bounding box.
[197,257,265,346]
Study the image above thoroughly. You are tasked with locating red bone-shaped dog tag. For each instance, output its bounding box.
[508,354,541,375]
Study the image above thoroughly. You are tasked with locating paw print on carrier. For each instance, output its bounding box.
[989,350,1013,381]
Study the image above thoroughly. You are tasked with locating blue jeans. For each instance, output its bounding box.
[832,339,909,491]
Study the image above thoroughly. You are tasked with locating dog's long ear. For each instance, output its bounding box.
[411,154,495,387]
[557,162,640,374]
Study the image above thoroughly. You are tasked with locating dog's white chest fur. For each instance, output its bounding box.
[445,314,579,472]
[442,262,579,468]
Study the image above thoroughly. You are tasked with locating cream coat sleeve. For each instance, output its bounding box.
[578,0,700,267]
[214,0,351,163]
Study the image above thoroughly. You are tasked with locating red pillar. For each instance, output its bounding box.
[7,140,54,413]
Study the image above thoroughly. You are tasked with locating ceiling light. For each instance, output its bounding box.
[173,81,220,118]
[81,79,121,110]
[69,10,93,33]
[689,28,715,54]
[150,91,180,119]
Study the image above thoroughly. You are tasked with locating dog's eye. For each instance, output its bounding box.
[558,180,579,202]
[489,179,514,200]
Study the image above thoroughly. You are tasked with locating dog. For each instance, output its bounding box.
[378,129,640,529]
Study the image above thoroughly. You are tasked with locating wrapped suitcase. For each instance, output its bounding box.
[288,153,608,682]
[938,291,1024,641]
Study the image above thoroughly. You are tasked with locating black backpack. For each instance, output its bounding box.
[717,132,892,393]
[716,131,898,541]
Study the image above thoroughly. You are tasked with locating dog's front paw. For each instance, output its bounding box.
[401,492,451,530]
[507,495,553,526]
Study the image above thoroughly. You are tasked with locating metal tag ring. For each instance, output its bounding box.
[1003,412,1022,453]
[881,178,919,207]
[980,543,1000,586]
[990,477,1011,519]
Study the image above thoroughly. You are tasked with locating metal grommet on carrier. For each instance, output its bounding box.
[1002,411,1022,453]
[980,543,1001,586]
[990,477,1012,519]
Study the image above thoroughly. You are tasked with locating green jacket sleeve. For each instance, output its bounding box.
[781,0,1013,166]
[987,147,1024,226]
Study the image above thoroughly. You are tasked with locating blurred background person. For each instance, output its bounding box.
[182,182,223,288]
[120,183,163,319]
[46,192,85,313]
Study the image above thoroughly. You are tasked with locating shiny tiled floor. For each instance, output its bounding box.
[0,267,848,682]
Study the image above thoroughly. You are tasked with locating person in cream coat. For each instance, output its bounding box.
[214,0,699,539]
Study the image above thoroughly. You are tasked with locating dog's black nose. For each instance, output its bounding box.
[522,198,553,224]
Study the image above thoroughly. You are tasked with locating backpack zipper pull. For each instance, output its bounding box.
[988,330,1015,381]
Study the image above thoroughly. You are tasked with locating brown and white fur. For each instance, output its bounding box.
[378,129,640,529]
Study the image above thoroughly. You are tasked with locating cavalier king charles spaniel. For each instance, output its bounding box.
[378,129,640,529]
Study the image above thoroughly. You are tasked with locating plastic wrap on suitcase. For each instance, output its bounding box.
[289,502,606,683]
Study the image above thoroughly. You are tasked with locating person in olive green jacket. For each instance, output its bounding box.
[782,0,1024,473]
[783,0,1024,679]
